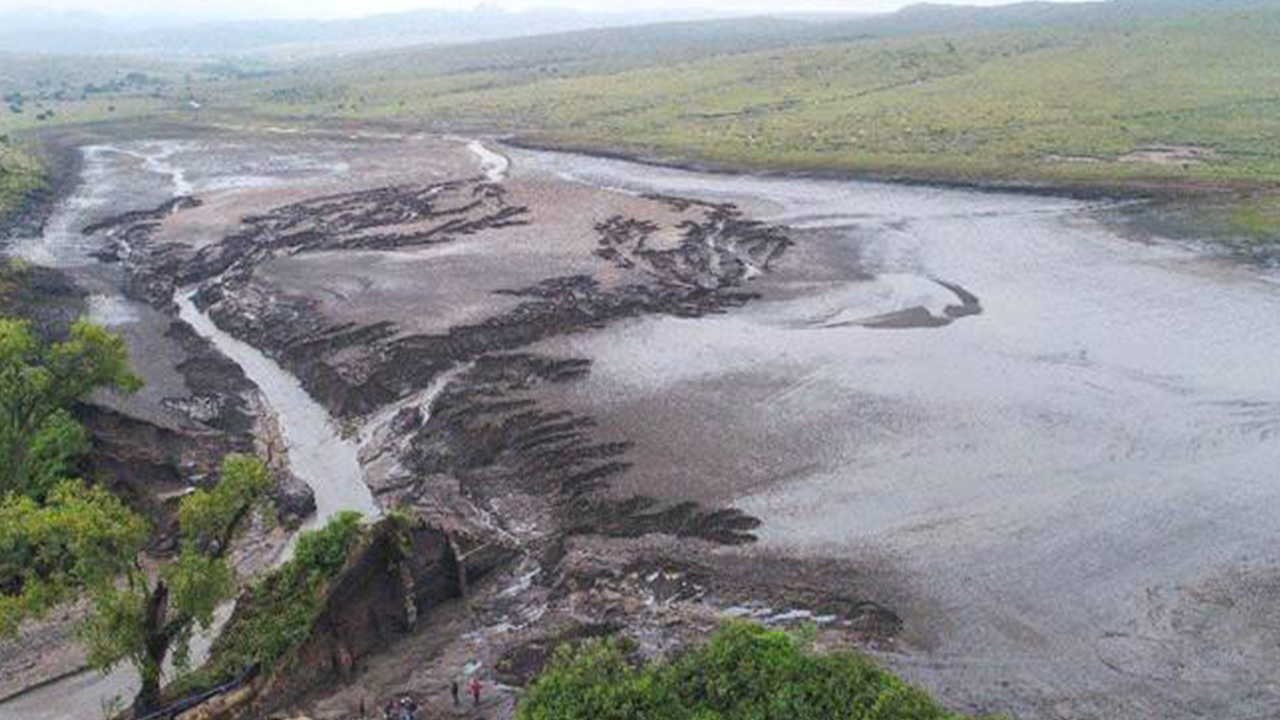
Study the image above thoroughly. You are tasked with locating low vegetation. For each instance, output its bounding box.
[0,145,44,227]
[518,623,989,720]
[4,3,1280,251]
[190,510,367,690]
[229,4,1280,195]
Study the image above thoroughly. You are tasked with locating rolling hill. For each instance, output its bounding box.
[226,0,1280,193]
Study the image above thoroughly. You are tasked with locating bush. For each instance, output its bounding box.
[194,511,366,686]
[517,623,989,720]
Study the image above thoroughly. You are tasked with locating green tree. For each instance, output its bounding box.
[0,479,148,636]
[0,316,277,715]
[79,454,274,716]
[518,623,981,720]
[0,317,141,499]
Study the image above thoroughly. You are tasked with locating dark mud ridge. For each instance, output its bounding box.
[177,181,790,543]
[0,263,87,337]
[98,175,903,715]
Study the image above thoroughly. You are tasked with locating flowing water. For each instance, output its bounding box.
[176,290,378,527]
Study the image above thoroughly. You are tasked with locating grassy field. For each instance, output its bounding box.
[4,1,1280,249]
[0,53,221,227]
[231,5,1280,190]
[195,1,1279,252]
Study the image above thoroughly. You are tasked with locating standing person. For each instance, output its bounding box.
[450,679,460,707]
[469,677,483,707]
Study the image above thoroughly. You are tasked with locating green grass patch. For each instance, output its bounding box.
[0,145,45,226]
[517,623,993,720]
[220,5,1280,195]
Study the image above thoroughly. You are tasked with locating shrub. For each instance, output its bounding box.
[194,511,366,687]
[517,623,989,720]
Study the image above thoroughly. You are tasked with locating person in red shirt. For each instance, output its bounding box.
[468,677,483,707]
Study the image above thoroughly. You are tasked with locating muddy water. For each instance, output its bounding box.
[177,290,378,526]
[512,147,1280,718]
[7,135,1279,719]
[0,139,374,720]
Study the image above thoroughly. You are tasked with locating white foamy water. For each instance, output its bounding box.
[465,139,510,182]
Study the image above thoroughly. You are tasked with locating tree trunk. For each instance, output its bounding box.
[131,582,172,718]
[132,670,162,719]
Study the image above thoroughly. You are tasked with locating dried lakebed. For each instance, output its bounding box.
[5,132,1280,720]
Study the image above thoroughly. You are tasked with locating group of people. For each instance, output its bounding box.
[383,696,421,720]
[377,676,484,720]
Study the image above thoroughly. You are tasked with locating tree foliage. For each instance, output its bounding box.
[517,623,987,720]
[78,454,274,715]
[0,317,141,499]
[0,479,147,636]
[0,315,145,636]
[0,314,275,715]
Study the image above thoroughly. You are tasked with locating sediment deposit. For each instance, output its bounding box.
[6,129,1280,720]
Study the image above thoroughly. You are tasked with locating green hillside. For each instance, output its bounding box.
[235,3,1280,192]
[4,1,1280,249]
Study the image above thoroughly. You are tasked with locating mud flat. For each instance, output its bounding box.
[9,129,1280,720]
[0,133,384,718]
[511,146,1280,719]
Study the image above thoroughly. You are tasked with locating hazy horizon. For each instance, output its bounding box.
[0,0,1098,23]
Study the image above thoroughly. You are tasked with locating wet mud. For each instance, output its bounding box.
[8,128,1280,720]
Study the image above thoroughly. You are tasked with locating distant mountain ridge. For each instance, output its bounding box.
[0,6,734,57]
[1,0,1270,58]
